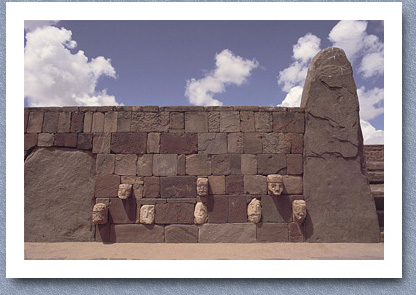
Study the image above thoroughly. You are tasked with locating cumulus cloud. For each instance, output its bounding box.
[280,86,303,108]
[24,20,60,31]
[25,26,120,107]
[185,49,259,106]
[357,86,384,121]
[360,120,384,144]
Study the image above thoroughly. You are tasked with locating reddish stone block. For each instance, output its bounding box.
[207,195,228,223]
[155,203,194,224]
[137,154,153,176]
[290,133,304,154]
[186,154,211,175]
[104,111,117,132]
[273,111,305,133]
[37,133,54,147]
[115,154,137,176]
[220,111,240,132]
[199,224,256,243]
[27,112,44,133]
[147,133,160,153]
[42,112,59,133]
[185,112,208,132]
[110,132,147,154]
[95,174,120,198]
[287,154,303,175]
[165,225,198,243]
[116,111,131,132]
[198,133,227,154]
[208,175,226,194]
[70,112,84,133]
[170,112,185,129]
[228,196,247,223]
[77,133,92,150]
[110,224,164,243]
[160,176,196,198]
[131,111,169,132]
[108,197,137,223]
[241,154,257,175]
[244,175,267,195]
[257,154,287,175]
[144,177,160,198]
[211,154,241,175]
[261,195,292,223]
[282,176,303,194]
[24,133,37,151]
[243,133,263,154]
[177,154,186,175]
[263,133,291,154]
[92,133,111,154]
[257,223,289,242]
[54,133,77,148]
[95,224,111,243]
[227,133,243,153]
[96,154,115,175]
[226,175,244,194]
[289,222,305,242]
[160,133,197,154]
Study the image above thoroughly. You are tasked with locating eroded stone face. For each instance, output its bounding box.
[194,202,208,224]
[118,184,132,199]
[292,200,307,223]
[92,203,108,224]
[267,174,284,196]
[140,205,155,224]
[247,198,261,223]
[197,177,209,196]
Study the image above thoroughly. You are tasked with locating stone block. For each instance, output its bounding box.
[273,111,305,133]
[37,133,54,147]
[42,112,59,133]
[24,133,37,150]
[83,112,93,133]
[244,175,267,195]
[131,111,169,132]
[262,133,291,154]
[147,133,160,153]
[220,111,240,132]
[155,203,194,224]
[208,175,226,194]
[115,154,137,176]
[92,112,105,132]
[257,223,289,242]
[282,176,303,194]
[103,111,117,132]
[133,184,144,199]
[108,197,136,223]
[170,112,184,129]
[257,154,287,175]
[121,176,144,184]
[77,133,92,150]
[226,175,244,194]
[228,196,247,223]
[186,154,211,175]
[243,133,263,154]
[183,112,208,133]
[240,111,255,132]
[57,112,71,133]
[110,224,164,243]
[92,203,108,224]
[116,111,131,132]
[198,133,227,154]
[228,133,243,153]
[241,154,257,175]
[255,112,272,132]
[208,111,220,132]
[96,154,115,174]
[92,133,111,154]
[139,205,155,224]
[153,154,178,176]
[54,133,77,148]
[199,224,256,243]
[290,133,304,154]
[95,224,111,243]
[165,225,198,243]
[287,154,303,175]
[137,154,153,176]
[160,176,196,198]
[144,177,160,198]
[207,195,228,223]
[261,195,292,223]
[211,154,241,175]
[27,112,44,133]
[289,222,305,242]
[71,112,84,133]
[110,132,147,154]
[160,133,197,154]
[177,154,186,175]
[95,174,120,198]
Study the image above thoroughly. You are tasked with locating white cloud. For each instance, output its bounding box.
[25,26,121,107]
[359,51,384,78]
[293,33,321,64]
[185,49,259,106]
[360,120,384,144]
[24,20,59,31]
[277,61,308,93]
[357,86,384,121]
[280,86,303,107]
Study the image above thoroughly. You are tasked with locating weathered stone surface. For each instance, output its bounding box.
[116,111,131,132]
[244,175,267,195]
[57,112,71,133]
[211,154,241,175]
[155,203,194,224]
[95,224,111,243]
[27,112,44,133]
[37,133,54,147]
[177,154,186,175]
[83,112,93,133]
[24,133,37,150]
[54,133,77,148]
[198,133,227,154]
[96,154,115,174]
[185,112,208,132]
[247,198,261,223]
[228,196,247,223]
[131,111,169,132]
[289,222,305,242]
[121,176,144,184]
[255,112,272,132]
[364,145,384,162]
[137,154,153,176]
[243,133,262,154]
[111,132,147,154]
[301,47,379,242]
[92,112,105,132]
[282,176,302,195]
[95,174,120,198]
[257,223,289,242]
[104,111,117,132]
[228,133,244,153]
[257,154,287,175]
[160,133,197,154]
[267,174,284,196]
[199,224,256,243]
[165,225,198,243]
[42,112,59,133]
[292,200,307,223]
[208,175,225,194]
[133,184,144,199]
[160,176,196,198]
[262,133,291,154]
[92,133,110,154]
[24,149,95,242]
[92,203,108,224]
[144,177,160,198]
[139,205,155,224]
[273,111,305,133]
[194,202,208,224]
[366,161,384,171]
[220,111,240,132]
[261,195,292,223]
[225,175,244,194]
[290,133,303,154]
[170,112,185,129]
[207,195,228,223]
[77,133,92,150]
[287,154,303,175]
[153,154,177,176]
[115,154,137,176]
[197,177,209,196]
[368,171,384,183]
[208,111,220,132]
[71,111,84,133]
[147,132,160,153]
[108,197,136,223]
[240,111,255,132]
[241,154,257,175]
[186,154,211,175]
[118,184,132,199]
[110,224,164,243]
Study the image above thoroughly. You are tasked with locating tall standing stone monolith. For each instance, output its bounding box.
[301,47,380,242]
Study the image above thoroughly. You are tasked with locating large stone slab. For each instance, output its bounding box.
[24,149,96,242]
[301,47,379,242]
[199,224,256,243]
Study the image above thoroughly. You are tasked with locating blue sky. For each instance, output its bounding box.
[24,20,384,143]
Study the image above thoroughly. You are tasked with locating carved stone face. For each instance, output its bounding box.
[247,198,261,223]
[197,178,209,196]
[292,200,307,223]
[92,203,108,224]
[140,205,155,224]
[194,202,208,224]
[267,174,284,196]
[118,184,132,199]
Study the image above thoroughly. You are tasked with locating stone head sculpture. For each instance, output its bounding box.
[139,205,155,225]
[92,203,108,224]
[267,174,284,196]
[247,198,261,223]
[292,200,307,223]
[194,201,208,225]
[118,184,132,199]
[197,177,209,197]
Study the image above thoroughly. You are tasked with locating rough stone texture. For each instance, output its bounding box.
[194,202,208,224]
[289,222,305,243]
[364,145,384,162]
[57,112,71,133]
[243,133,262,154]
[228,196,247,223]
[208,175,226,195]
[27,112,44,133]
[118,184,132,199]
[165,225,198,243]
[170,112,185,129]
[240,111,255,132]
[208,111,220,132]
[92,203,108,224]
[42,112,59,133]
[186,154,211,175]
[24,133,37,151]
[185,112,208,132]
[160,176,196,198]
[153,154,178,176]
[301,47,379,242]
[95,175,120,198]
[54,133,77,148]
[131,111,169,132]
[225,175,244,194]
[83,112,93,133]
[95,224,111,243]
[139,205,155,224]
[267,174,284,196]
[92,133,111,154]
[121,176,144,184]
[116,111,131,132]
[244,175,267,195]
[199,224,256,243]
[220,111,240,132]
[263,133,292,154]
[104,111,117,132]
[257,223,289,242]
[207,195,228,223]
[273,111,305,133]
[160,133,197,154]
[37,133,54,147]
[115,154,137,176]
[155,203,194,224]
[110,224,164,243]
[241,154,257,175]
[211,154,241,175]
[24,149,95,242]
[108,197,136,223]
[111,132,147,154]
[255,112,272,132]
[257,154,287,175]
[228,133,244,153]
[287,154,303,175]
[144,177,160,198]
[197,177,209,196]
[133,184,144,199]
[177,154,186,175]
[292,200,307,223]
[77,133,92,150]
[261,195,292,223]
[282,176,303,195]
[247,198,262,223]
[71,112,84,133]
[137,154,153,176]
[198,133,227,154]
[147,133,160,153]
[92,112,105,133]
[290,133,304,154]
[96,154,115,174]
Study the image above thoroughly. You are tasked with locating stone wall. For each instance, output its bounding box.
[24,106,306,243]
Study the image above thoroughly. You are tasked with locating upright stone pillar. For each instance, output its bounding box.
[301,47,380,242]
